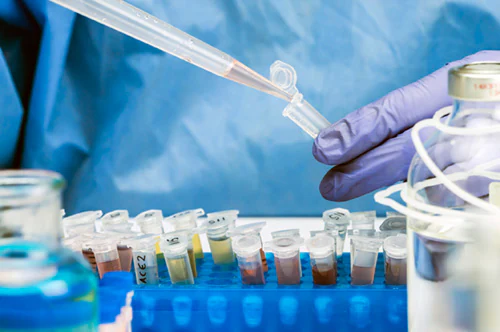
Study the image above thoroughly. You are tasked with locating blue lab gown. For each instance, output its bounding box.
[1,0,500,216]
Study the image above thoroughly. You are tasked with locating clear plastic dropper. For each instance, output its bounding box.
[50,0,290,101]
[50,0,330,138]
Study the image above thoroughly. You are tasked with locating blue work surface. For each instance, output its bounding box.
[131,253,407,331]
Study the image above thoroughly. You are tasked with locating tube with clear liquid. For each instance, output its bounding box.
[49,0,330,138]
[124,235,159,285]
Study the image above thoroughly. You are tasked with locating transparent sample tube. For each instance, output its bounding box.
[126,235,159,285]
[271,229,302,277]
[227,222,268,272]
[269,61,330,138]
[135,209,164,256]
[206,210,239,230]
[383,234,407,285]
[306,235,337,285]
[63,210,101,237]
[88,238,122,279]
[160,234,194,285]
[104,231,136,272]
[82,240,98,273]
[350,235,383,286]
[323,208,351,259]
[165,208,205,259]
[266,237,303,285]
[232,235,265,285]
[163,230,198,278]
[202,216,235,265]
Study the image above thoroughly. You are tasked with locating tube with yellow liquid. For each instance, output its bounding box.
[201,214,235,265]
[163,230,198,278]
[164,209,205,259]
[160,233,194,285]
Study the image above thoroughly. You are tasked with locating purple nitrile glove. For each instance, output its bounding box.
[313,51,500,202]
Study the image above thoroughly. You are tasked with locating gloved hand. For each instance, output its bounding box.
[313,51,500,202]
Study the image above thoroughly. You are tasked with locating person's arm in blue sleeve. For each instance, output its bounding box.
[312,51,500,202]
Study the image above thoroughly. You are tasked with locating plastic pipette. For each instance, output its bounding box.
[50,0,330,138]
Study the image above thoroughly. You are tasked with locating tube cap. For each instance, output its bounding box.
[136,210,163,230]
[270,61,330,139]
[265,236,303,254]
[232,234,262,257]
[201,214,232,235]
[322,208,351,228]
[306,235,335,256]
[383,234,407,259]
[160,232,189,255]
[101,210,129,225]
[165,208,204,230]
[449,62,500,101]
[122,234,157,250]
[227,221,266,237]
[380,216,407,232]
[64,211,102,226]
[206,210,239,229]
[270,229,300,239]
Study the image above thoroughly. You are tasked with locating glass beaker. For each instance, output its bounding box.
[0,170,98,330]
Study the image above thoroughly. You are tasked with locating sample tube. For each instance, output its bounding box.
[383,234,407,285]
[322,208,351,260]
[163,230,198,278]
[232,235,266,285]
[202,216,235,265]
[271,229,302,277]
[306,235,337,285]
[126,235,159,285]
[63,210,102,237]
[266,236,303,285]
[227,222,268,272]
[88,238,122,278]
[348,229,376,270]
[165,208,205,259]
[135,209,164,256]
[104,231,136,272]
[160,233,194,285]
[81,240,97,273]
[350,235,383,286]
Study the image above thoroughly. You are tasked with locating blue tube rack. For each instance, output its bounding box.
[131,253,407,331]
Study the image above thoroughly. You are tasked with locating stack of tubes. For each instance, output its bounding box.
[62,208,407,286]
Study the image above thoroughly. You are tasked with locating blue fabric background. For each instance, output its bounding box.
[1,0,500,216]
